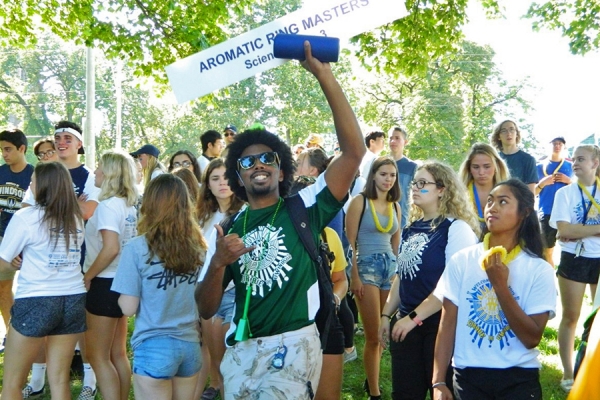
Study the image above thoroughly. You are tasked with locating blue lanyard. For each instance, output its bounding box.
[472,183,484,219]
[578,183,597,225]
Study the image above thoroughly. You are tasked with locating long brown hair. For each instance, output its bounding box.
[172,167,200,207]
[362,156,401,202]
[34,162,83,251]
[197,158,244,228]
[138,174,207,273]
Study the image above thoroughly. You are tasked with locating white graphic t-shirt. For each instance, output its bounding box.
[0,206,85,299]
[438,243,556,369]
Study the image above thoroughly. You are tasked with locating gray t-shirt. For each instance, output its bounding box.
[357,198,399,256]
[112,235,200,349]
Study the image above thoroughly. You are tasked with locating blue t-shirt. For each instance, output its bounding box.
[500,150,538,185]
[396,157,417,229]
[0,163,34,236]
[537,159,573,215]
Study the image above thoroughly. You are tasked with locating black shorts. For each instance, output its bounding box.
[11,293,86,337]
[539,214,558,248]
[86,277,124,318]
[557,251,600,284]
[322,314,344,355]
[453,367,541,400]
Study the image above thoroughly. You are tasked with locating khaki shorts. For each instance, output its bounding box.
[221,324,322,400]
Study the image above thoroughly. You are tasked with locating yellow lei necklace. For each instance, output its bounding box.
[480,233,522,270]
[369,199,394,233]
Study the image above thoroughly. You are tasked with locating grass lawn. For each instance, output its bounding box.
[0,323,571,399]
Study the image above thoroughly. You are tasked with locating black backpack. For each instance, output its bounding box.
[220,194,337,349]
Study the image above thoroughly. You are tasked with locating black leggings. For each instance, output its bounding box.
[390,312,451,400]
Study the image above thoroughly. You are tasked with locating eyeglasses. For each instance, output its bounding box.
[224,132,235,137]
[36,150,56,160]
[237,151,280,170]
[411,179,441,189]
[173,160,192,168]
[499,127,517,134]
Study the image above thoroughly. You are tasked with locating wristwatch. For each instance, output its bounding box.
[409,310,423,326]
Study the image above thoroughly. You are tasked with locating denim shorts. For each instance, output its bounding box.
[133,336,201,379]
[357,252,396,290]
[11,293,86,337]
[215,288,235,324]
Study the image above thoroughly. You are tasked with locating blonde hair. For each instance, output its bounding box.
[459,143,510,188]
[409,161,481,236]
[98,151,139,207]
[143,155,167,187]
[575,145,600,178]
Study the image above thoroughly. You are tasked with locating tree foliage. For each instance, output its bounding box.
[356,40,533,168]
[527,0,600,54]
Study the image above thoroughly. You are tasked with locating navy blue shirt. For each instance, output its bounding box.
[397,218,453,316]
[500,150,538,185]
[0,164,34,236]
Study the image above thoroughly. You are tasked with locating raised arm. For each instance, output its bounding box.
[301,41,365,201]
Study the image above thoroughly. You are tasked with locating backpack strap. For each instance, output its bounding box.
[284,195,319,263]
[354,194,367,248]
[284,194,334,348]
[219,210,243,235]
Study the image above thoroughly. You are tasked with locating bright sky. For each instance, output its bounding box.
[464,0,600,149]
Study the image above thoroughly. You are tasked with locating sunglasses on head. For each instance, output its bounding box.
[237,151,280,170]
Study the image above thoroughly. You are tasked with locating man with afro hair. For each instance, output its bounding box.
[196,42,365,399]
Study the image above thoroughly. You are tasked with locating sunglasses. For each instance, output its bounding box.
[173,160,192,168]
[36,150,56,160]
[237,151,280,170]
[224,132,235,137]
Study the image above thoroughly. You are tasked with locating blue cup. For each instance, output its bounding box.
[273,34,340,63]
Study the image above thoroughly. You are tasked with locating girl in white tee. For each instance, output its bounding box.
[433,179,556,399]
[0,162,84,399]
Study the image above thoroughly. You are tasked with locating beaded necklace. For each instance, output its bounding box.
[480,233,522,270]
[369,199,393,233]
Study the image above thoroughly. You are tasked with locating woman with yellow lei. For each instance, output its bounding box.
[459,143,510,233]
[346,156,401,400]
[432,179,556,400]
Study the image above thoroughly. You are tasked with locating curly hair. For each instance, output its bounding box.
[459,143,511,188]
[409,161,480,236]
[490,119,521,151]
[98,151,139,207]
[197,158,244,228]
[138,174,207,274]
[224,129,295,201]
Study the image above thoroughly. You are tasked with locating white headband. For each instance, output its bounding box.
[55,127,83,143]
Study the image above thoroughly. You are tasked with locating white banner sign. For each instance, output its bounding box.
[166,0,408,103]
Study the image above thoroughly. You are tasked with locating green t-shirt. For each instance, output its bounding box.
[224,178,344,345]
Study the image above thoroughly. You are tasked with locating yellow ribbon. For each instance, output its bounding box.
[543,158,565,177]
[480,233,522,270]
[577,177,600,216]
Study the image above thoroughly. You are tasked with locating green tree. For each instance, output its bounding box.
[357,40,532,168]
[527,0,600,54]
